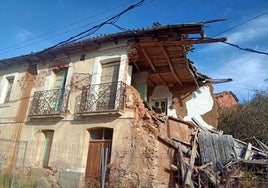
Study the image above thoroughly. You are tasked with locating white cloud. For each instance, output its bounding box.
[227,17,268,44]
[210,53,268,101]
[198,15,268,54]
[15,27,33,42]
[193,14,268,102]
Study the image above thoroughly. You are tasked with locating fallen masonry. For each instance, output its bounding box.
[153,112,268,187]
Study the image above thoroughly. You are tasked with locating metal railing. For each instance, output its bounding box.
[29,88,69,116]
[76,81,126,114]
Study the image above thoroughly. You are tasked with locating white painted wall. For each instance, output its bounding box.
[183,85,214,130]
[149,85,177,118]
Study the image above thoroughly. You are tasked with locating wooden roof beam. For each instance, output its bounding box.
[139,64,187,75]
[132,60,141,72]
[147,78,156,87]
[141,47,156,72]
[161,46,183,86]
[156,74,167,85]
[139,37,227,47]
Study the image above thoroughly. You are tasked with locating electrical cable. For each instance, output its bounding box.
[47,0,145,49]
[211,11,268,56]
[221,41,268,56]
[213,11,268,37]
[0,0,137,55]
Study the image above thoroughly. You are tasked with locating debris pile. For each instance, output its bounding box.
[155,113,268,187]
[111,86,267,187]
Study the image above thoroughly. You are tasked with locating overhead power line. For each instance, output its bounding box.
[213,11,268,37]
[221,41,268,56]
[47,0,145,49]
[0,0,138,55]
[212,11,268,56]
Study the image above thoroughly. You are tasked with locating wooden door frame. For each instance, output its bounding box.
[85,128,113,184]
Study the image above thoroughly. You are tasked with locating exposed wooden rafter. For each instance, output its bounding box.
[141,47,156,72]
[147,64,187,75]
[139,37,226,47]
[156,74,166,85]
[161,46,183,86]
[147,78,156,87]
[132,60,140,72]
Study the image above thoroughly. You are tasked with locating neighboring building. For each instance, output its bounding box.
[215,91,239,110]
[0,23,226,187]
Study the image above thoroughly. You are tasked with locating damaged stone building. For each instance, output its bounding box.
[1,23,266,187]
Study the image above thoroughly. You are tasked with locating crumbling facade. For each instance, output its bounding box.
[2,23,265,187]
[215,91,238,110]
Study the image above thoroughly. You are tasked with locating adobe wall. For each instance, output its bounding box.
[149,83,219,128]
[215,92,238,110]
[108,86,184,187]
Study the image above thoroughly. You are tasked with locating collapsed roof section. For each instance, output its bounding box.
[0,23,226,87]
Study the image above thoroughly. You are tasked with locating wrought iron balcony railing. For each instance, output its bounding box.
[29,89,69,117]
[76,81,126,115]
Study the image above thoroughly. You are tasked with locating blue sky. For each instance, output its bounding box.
[0,0,267,102]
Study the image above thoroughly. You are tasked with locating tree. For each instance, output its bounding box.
[218,89,268,145]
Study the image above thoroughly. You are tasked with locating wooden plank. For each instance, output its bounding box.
[198,133,237,167]
[253,137,268,151]
[184,132,198,187]
[161,46,183,86]
[177,142,186,183]
[243,143,252,160]
[168,116,195,128]
[156,74,166,85]
[138,37,227,47]
[141,47,156,72]
[171,164,178,171]
[132,60,140,72]
[158,134,190,153]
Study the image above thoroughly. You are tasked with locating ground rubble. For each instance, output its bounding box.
[144,105,268,187]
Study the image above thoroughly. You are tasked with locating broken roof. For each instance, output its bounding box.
[0,23,226,87]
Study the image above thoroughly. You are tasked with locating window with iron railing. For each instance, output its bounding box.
[29,88,69,116]
[75,81,126,114]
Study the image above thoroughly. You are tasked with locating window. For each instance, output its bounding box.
[52,69,67,89]
[90,128,113,140]
[80,54,86,61]
[153,99,167,114]
[0,76,15,104]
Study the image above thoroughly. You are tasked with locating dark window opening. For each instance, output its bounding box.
[89,128,113,140]
[80,54,86,61]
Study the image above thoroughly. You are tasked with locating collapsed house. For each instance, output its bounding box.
[0,23,267,187]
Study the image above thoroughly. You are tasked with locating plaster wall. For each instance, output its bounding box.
[149,85,177,117]
[0,63,29,123]
[20,110,134,171]
[183,85,215,129]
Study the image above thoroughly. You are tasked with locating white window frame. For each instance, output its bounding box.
[0,74,17,104]
[152,98,167,115]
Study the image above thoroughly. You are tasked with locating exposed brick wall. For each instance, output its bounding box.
[215,91,238,110]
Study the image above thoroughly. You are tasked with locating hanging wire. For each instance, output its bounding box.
[210,11,268,56]
[213,11,268,37]
[47,0,145,50]
[0,0,136,54]
[221,41,268,56]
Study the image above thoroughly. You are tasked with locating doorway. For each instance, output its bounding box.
[40,130,54,168]
[85,128,113,185]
